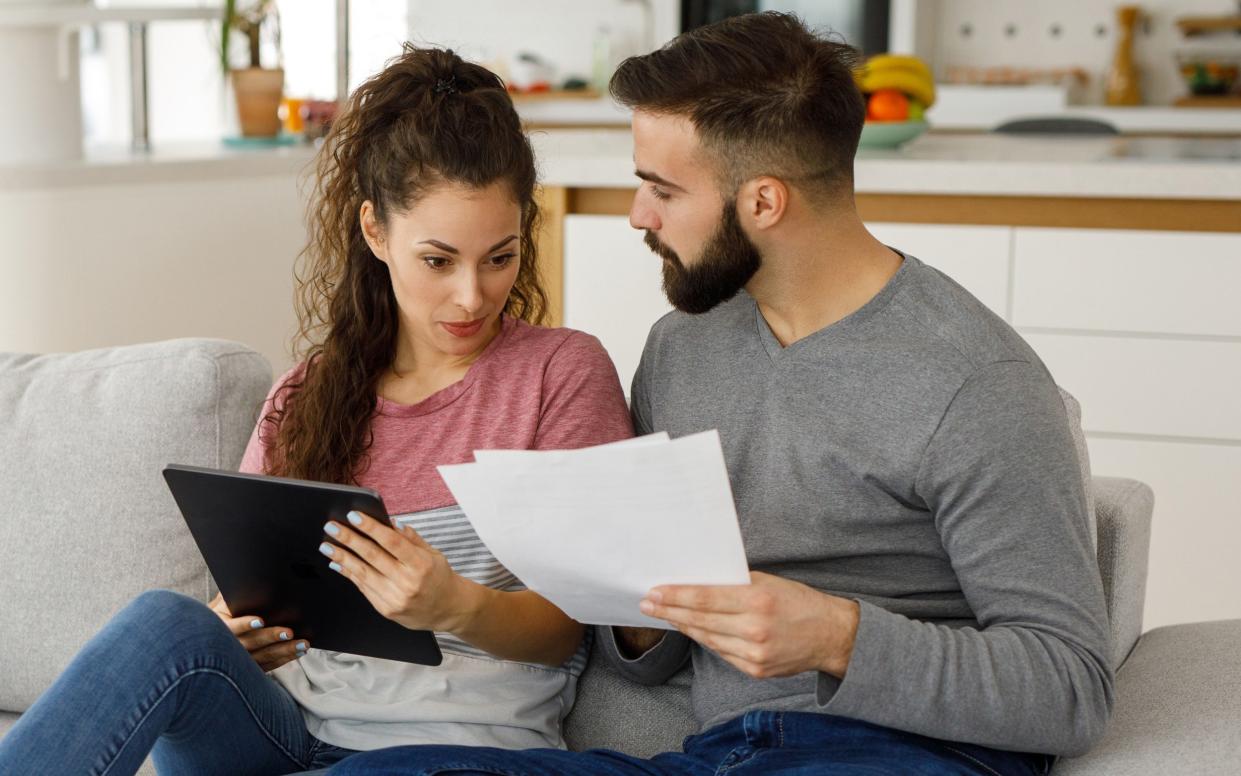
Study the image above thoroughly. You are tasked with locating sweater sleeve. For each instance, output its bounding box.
[533,331,634,450]
[817,360,1115,757]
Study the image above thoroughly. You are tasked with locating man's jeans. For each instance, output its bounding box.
[0,590,354,776]
[328,710,1052,776]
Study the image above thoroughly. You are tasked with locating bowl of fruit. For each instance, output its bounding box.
[856,55,935,150]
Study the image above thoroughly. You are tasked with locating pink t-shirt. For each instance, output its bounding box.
[236,316,635,751]
[239,315,634,503]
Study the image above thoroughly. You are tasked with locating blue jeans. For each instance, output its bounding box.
[0,590,355,776]
[327,710,1052,775]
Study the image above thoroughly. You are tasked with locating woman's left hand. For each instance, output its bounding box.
[320,510,477,634]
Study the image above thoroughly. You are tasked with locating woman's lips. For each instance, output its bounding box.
[440,317,487,338]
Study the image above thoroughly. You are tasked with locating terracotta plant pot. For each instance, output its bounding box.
[231,67,284,137]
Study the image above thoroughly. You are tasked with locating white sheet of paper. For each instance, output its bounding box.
[437,430,750,628]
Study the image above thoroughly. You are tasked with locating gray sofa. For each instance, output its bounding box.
[1,338,1238,775]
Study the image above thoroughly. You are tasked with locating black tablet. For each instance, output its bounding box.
[162,463,443,666]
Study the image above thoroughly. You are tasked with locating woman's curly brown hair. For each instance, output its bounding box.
[260,45,547,484]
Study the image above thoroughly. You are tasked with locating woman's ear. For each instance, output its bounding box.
[360,201,388,263]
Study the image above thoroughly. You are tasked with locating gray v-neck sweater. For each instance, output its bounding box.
[601,254,1113,757]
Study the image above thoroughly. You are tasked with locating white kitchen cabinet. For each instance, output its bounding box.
[1087,436,1241,630]
[564,216,1014,391]
[561,214,1241,628]
[1023,333,1241,442]
[563,215,671,392]
[866,222,1012,320]
[1012,228,1241,337]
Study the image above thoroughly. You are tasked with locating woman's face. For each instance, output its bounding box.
[362,181,522,364]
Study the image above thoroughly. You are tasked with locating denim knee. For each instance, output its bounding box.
[107,590,233,658]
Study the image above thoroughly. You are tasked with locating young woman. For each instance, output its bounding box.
[0,45,632,776]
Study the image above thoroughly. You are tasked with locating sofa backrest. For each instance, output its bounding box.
[0,339,272,714]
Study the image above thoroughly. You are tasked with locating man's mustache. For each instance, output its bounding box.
[643,230,681,267]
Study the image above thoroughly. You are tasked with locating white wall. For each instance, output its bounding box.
[0,172,308,374]
[405,0,679,86]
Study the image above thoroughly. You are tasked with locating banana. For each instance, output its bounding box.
[865,54,933,83]
[857,54,936,107]
[859,68,935,107]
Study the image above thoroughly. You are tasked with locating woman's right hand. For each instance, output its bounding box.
[208,593,308,672]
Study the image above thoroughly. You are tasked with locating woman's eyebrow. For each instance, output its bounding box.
[418,235,518,254]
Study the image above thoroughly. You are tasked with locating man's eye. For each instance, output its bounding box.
[650,185,671,201]
[423,256,450,270]
[488,253,517,268]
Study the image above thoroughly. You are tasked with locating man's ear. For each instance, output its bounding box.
[360,200,388,263]
[737,176,789,232]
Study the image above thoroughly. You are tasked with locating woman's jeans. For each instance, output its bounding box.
[0,590,354,776]
[327,710,1052,776]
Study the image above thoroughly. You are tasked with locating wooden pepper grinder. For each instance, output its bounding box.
[1105,5,1143,105]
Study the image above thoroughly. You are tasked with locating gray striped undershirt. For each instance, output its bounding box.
[393,504,590,675]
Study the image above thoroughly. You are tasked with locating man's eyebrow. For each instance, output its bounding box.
[634,168,688,193]
[418,234,518,254]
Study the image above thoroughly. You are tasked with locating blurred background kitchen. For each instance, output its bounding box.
[2,0,1239,634]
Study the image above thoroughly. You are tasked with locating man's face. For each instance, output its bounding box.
[629,111,762,314]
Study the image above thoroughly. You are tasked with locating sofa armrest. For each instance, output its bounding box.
[1053,619,1241,776]
[1092,476,1153,669]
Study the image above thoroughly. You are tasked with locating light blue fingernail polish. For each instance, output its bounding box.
[329,561,342,573]
[249,618,263,630]
[295,642,307,653]
[347,511,363,526]
[279,631,290,641]
[319,542,334,557]
[323,522,340,536]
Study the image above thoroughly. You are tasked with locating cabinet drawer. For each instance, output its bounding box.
[1023,333,1241,441]
[1087,436,1241,629]
[1013,228,1241,337]
[867,222,1011,319]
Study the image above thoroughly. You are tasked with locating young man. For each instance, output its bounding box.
[331,12,1112,775]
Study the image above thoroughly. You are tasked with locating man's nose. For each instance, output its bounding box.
[629,191,660,232]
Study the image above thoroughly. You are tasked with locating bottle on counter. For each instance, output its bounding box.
[1105,5,1143,106]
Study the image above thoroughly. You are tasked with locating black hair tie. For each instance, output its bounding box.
[434,76,458,96]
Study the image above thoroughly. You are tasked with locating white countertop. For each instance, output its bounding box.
[520,94,1241,137]
[4,130,1240,201]
[531,130,1241,201]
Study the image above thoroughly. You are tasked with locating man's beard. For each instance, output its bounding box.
[643,200,762,315]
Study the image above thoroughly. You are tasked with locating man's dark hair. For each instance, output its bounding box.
[610,12,865,201]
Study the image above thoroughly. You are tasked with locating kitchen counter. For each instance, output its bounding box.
[6,129,1240,202]
[531,130,1241,200]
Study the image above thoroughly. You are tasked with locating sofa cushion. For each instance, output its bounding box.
[1053,619,1241,776]
[0,339,271,713]
[564,637,695,756]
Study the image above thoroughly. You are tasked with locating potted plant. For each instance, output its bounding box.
[220,0,283,137]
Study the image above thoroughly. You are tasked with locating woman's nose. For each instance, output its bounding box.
[453,270,484,312]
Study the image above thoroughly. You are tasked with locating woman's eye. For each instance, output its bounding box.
[487,253,517,268]
[423,256,450,270]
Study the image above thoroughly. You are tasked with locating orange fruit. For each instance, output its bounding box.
[867,89,910,122]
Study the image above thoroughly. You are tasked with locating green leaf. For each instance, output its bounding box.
[221,0,236,75]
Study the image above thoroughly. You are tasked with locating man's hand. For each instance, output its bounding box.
[639,571,859,680]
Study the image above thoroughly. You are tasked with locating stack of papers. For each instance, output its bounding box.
[437,430,751,628]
